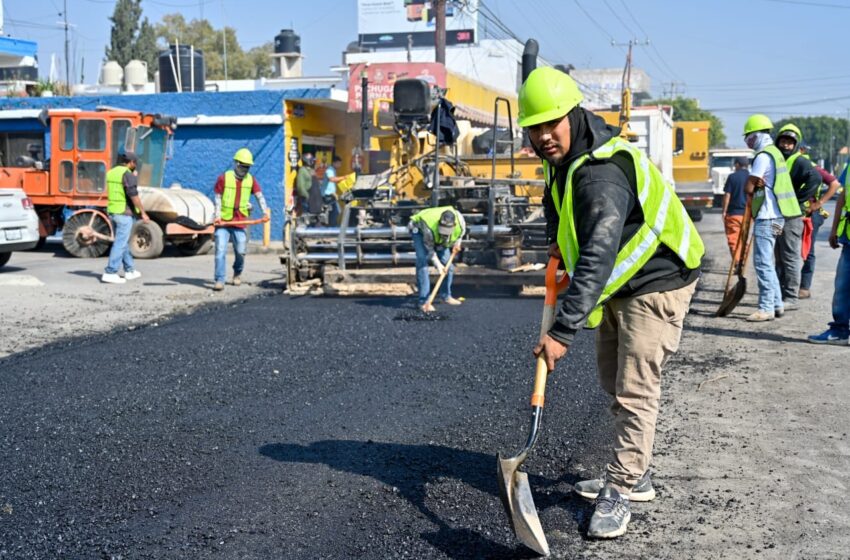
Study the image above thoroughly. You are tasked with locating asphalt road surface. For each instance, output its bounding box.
[0,295,614,559]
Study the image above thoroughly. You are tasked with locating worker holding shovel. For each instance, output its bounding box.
[212,148,269,291]
[519,67,703,540]
[408,206,465,312]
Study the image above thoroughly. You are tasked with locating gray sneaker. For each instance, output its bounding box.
[588,485,631,539]
[574,470,656,502]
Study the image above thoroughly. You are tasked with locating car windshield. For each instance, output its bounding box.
[711,156,736,169]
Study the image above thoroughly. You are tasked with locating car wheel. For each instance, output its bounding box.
[0,252,10,268]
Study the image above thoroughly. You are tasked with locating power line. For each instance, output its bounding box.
[573,0,616,42]
[705,93,850,112]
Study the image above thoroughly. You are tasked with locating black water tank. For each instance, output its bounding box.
[158,45,205,93]
[274,29,300,54]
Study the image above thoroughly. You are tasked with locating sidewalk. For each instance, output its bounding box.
[625,211,849,559]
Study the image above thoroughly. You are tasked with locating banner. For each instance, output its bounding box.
[347,62,447,113]
[357,0,477,48]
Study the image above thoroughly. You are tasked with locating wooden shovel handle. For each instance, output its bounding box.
[724,200,752,290]
[530,356,548,408]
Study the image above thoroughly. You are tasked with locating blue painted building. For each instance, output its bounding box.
[0,88,350,240]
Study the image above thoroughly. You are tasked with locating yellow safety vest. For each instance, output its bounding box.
[411,206,463,246]
[221,170,253,221]
[751,145,801,218]
[544,137,704,328]
[106,165,135,215]
[836,164,850,238]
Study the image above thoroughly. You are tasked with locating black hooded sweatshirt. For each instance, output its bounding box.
[544,108,700,345]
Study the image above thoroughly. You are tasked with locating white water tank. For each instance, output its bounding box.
[100,61,123,87]
[124,60,147,89]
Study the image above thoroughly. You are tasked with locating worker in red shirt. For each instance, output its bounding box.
[212,148,269,291]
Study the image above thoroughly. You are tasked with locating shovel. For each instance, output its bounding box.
[497,257,570,556]
[717,201,754,317]
[422,248,459,311]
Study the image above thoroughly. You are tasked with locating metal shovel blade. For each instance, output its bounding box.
[497,452,550,556]
[716,276,747,317]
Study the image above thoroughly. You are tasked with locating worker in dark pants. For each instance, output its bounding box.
[102,152,149,284]
[799,151,841,299]
[521,67,703,539]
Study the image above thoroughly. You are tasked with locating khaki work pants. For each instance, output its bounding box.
[595,280,697,492]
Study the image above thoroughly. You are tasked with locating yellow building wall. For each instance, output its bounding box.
[673,121,710,184]
[283,100,361,203]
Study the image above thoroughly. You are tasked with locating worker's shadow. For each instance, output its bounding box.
[259,439,547,559]
[169,276,215,289]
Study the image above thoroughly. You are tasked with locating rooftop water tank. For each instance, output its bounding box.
[100,61,123,87]
[124,60,148,89]
[158,45,205,93]
[274,29,300,54]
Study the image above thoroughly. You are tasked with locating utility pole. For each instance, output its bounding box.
[434,0,446,64]
[63,0,70,92]
[611,39,648,138]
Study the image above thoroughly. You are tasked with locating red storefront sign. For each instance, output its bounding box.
[347,62,447,113]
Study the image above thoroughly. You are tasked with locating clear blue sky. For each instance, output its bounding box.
[5,0,849,147]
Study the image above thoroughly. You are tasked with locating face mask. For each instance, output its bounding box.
[744,133,759,150]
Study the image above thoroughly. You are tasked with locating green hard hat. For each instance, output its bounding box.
[777,123,802,143]
[743,114,773,136]
[518,67,584,128]
[234,148,254,165]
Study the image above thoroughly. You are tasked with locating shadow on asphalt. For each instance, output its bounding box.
[169,276,214,289]
[68,269,103,279]
[259,440,546,559]
[688,323,808,344]
[0,266,26,273]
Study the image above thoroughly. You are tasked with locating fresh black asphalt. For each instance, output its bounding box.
[0,294,614,559]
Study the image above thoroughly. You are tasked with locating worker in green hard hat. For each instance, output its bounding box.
[212,148,269,291]
[743,114,801,321]
[521,66,703,539]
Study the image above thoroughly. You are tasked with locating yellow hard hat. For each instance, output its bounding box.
[743,114,773,136]
[234,148,254,165]
[518,67,584,128]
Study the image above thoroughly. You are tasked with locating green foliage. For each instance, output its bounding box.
[645,97,727,148]
[105,1,157,79]
[105,0,142,67]
[135,18,158,79]
[774,115,849,172]
[154,14,272,80]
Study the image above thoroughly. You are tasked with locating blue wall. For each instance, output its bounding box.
[0,89,333,240]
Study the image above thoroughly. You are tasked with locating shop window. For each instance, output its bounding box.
[76,161,106,193]
[77,119,106,151]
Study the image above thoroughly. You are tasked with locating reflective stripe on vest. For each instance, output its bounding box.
[221,170,253,221]
[106,165,131,215]
[411,206,463,245]
[545,137,704,328]
[751,145,801,218]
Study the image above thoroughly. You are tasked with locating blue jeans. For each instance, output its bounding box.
[412,230,453,304]
[829,243,850,336]
[214,227,247,283]
[105,214,136,274]
[753,218,784,313]
[800,212,825,290]
[324,196,340,226]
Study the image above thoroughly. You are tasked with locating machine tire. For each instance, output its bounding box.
[0,252,10,268]
[687,208,704,222]
[62,211,112,258]
[176,234,213,256]
[130,220,165,259]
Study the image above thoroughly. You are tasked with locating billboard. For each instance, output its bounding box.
[358,0,478,49]
[347,62,447,113]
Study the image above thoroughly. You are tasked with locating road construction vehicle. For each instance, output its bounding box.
[0,107,215,258]
[283,76,547,288]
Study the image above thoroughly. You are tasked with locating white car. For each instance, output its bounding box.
[0,187,39,268]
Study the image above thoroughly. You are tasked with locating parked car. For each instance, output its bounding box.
[0,187,39,268]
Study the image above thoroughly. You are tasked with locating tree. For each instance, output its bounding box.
[645,97,727,148]
[774,115,849,173]
[135,18,158,79]
[154,14,272,80]
[105,0,142,67]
